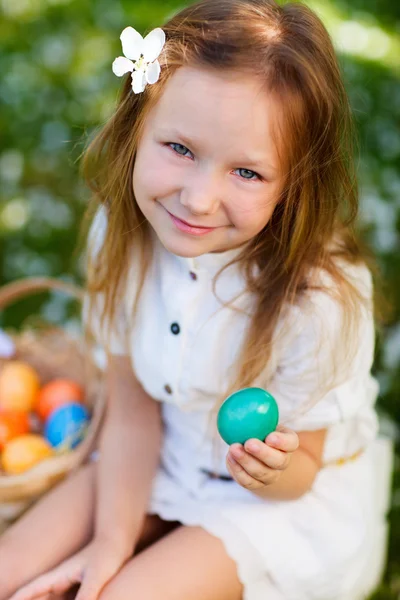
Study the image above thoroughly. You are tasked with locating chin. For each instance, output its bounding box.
[157,232,210,258]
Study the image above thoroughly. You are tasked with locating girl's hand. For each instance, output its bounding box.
[9,538,129,600]
[226,425,299,491]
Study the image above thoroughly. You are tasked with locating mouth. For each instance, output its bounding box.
[164,208,220,236]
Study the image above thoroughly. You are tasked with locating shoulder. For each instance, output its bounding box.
[273,260,375,379]
[287,259,374,346]
[306,259,373,311]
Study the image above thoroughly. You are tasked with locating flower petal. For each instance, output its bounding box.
[145,60,161,84]
[131,68,147,94]
[142,28,166,63]
[112,56,134,77]
[120,26,144,61]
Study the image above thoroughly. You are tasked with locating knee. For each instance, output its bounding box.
[98,572,153,600]
[98,580,118,600]
[98,579,126,600]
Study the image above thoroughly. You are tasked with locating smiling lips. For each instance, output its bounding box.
[166,209,220,236]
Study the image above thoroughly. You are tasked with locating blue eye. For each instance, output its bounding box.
[169,143,193,157]
[236,168,260,181]
[167,143,261,181]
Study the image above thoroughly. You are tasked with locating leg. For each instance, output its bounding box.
[0,459,180,600]
[0,463,96,599]
[99,525,243,600]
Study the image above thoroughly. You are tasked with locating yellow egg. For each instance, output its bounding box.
[0,361,40,412]
[1,434,53,475]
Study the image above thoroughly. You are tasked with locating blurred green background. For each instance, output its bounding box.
[0,0,399,596]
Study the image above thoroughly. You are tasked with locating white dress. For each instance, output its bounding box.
[87,208,393,600]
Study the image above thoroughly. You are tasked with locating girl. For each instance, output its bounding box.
[0,1,393,599]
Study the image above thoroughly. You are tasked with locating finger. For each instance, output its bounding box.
[9,574,57,600]
[51,570,82,596]
[230,443,286,479]
[265,426,299,453]
[226,453,264,490]
[11,565,83,600]
[243,439,291,470]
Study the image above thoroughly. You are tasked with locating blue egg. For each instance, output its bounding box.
[44,402,89,450]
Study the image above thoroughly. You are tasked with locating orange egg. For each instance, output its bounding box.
[0,410,30,451]
[36,379,84,421]
[0,361,40,412]
[1,434,53,475]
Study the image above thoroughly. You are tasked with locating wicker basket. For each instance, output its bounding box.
[0,277,106,525]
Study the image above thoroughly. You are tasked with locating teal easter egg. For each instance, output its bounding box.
[217,387,279,445]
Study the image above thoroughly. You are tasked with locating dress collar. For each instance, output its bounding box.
[183,245,244,274]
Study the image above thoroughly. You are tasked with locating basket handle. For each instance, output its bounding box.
[0,277,84,311]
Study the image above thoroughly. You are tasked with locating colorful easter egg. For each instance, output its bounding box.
[0,361,40,412]
[1,434,53,474]
[0,410,30,451]
[0,330,15,358]
[44,403,89,450]
[217,387,279,445]
[36,379,84,421]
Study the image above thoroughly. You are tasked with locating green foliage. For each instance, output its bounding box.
[0,0,399,595]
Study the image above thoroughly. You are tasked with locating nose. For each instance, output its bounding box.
[179,169,222,216]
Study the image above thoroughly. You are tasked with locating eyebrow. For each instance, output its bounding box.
[158,128,278,174]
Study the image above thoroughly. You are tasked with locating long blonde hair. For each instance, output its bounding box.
[81,0,389,403]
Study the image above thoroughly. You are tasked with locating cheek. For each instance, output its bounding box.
[228,195,276,233]
[133,149,177,200]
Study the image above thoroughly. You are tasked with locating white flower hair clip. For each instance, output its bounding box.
[112,26,166,94]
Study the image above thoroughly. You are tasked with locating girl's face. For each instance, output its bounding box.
[133,66,283,257]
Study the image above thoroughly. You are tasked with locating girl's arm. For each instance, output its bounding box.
[94,355,163,559]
